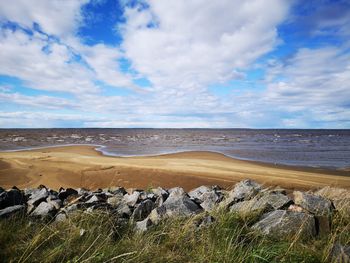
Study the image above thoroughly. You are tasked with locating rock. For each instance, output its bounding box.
[163,188,202,216]
[150,190,202,221]
[231,179,262,200]
[316,187,350,216]
[123,191,140,207]
[230,199,272,216]
[168,187,186,196]
[294,191,333,216]
[31,202,57,218]
[55,213,68,222]
[330,243,350,263]
[58,188,78,201]
[64,203,83,215]
[316,215,331,236]
[151,187,169,199]
[85,194,106,204]
[155,195,165,207]
[288,204,307,213]
[255,192,292,210]
[294,191,333,236]
[148,206,167,224]
[199,191,223,211]
[135,218,153,232]
[229,189,292,216]
[221,179,262,209]
[47,197,63,210]
[131,199,155,221]
[147,193,156,201]
[108,187,127,196]
[76,188,91,196]
[48,189,59,197]
[94,188,103,193]
[0,188,25,209]
[139,191,148,201]
[27,188,49,207]
[252,210,316,240]
[0,205,25,218]
[107,195,124,207]
[270,187,287,195]
[188,186,212,200]
[188,186,223,211]
[114,202,132,218]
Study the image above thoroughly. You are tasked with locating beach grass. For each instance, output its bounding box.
[1,207,349,263]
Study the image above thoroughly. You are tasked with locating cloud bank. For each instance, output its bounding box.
[0,0,349,128]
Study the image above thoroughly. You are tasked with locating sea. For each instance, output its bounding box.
[0,129,349,170]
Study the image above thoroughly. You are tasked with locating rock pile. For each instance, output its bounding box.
[0,180,349,260]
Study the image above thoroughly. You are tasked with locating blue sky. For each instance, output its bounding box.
[0,0,349,128]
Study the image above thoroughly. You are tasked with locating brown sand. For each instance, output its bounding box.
[0,145,349,191]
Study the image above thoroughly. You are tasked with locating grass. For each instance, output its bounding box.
[0,207,349,263]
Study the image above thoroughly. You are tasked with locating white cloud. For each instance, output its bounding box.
[1,0,348,128]
[79,43,137,90]
[0,0,89,37]
[264,47,350,110]
[0,29,99,94]
[225,46,350,128]
[0,91,77,110]
[121,0,289,92]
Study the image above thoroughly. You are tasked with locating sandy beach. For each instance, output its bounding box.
[0,145,349,191]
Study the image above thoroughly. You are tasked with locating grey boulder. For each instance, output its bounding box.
[0,188,25,209]
[114,202,132,218]
[47,197,63,210]
[123,191,140,207]
[132,199,155,221]
[230,199,272,215]
[58,188,78,201]
[221,179,262,209]
[294,191,333,236]
[55,213,68,222]
[188,186,222,211]
[135,218,153,232]
[252,210,316,240]
[149,189,202,224]
[85,194,106,204]
[199,191,222,211]
[107,195,124,207]
[0,205,25,218]
[162,188,202,217]
[27,188,49,207]
[294,191,333,216]
[251,191,292,211]
[188,186,212,200]
[31,202,57,218]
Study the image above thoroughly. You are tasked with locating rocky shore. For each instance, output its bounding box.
[1,180,350,262]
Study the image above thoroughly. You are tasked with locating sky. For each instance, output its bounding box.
[0,0,349,128]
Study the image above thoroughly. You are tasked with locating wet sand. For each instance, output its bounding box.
[0,145,349,191]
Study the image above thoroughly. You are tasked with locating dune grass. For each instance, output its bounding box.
[0,207,349,263]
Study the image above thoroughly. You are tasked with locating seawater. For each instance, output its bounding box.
[0,129,349,170]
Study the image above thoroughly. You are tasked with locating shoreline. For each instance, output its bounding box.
[1,143,348,173]
[0,145,349,191]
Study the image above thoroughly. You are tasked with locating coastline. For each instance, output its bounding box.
[2,143,349,172]
[0,145,349,191]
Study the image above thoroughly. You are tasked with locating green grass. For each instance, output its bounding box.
[0,207,349,263]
